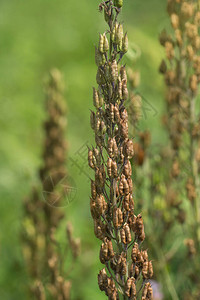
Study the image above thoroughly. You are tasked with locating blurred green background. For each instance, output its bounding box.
[0,0,168,299]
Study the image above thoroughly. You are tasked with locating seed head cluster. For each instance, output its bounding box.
[89,1,153,299]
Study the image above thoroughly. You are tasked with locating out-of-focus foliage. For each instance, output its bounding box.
[0,0,168,299]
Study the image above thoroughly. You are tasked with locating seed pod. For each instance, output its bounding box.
[142,250,148,261]
[159,59,167,74]
[114,105,120,123]
[181,2,194,19]
[118,77,123,99]
[95,194,105,215]
[124,223,132,244]
[122,81,129,100]
[98,268,108,291]
[110,103,115,123]
[148,261,153,278]
[91,180,97,199]
[120,66,127,83]
[110,60,118,82]
[120,228,126,244]
[142,261,148,279]
[171,14,179,29]
[111,161,118,178]
[93,87,99,108]
[94,219,106,240]
[113,207,123,228]
[90,111,96,130]
[131,243,138,262]
[114,0,123,8]
[100,241,108,264]
[116,24,123,49]
[111,23,118,43]
[189,74,198,92]
[103,33,109,52]
[125,278,132,297]
[88,149,95,169]
[134,265,140,280]
[107,158,112,177]
[124,139,134,159]
[107,239,115,258]
[95,46,103,66]
[122,32,128,53]
[123,160,132,177]
[99,34,104,53]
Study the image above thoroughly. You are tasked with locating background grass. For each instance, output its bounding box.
[0,0,169,299]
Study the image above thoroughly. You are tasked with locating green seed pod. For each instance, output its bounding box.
[95,47,103,67]
[112,23,118,43]
[90,111,96,130]
[122,33,128,53]
[103,34,109,52]
[110,60,118,83]
[116,24,123,46]
[99,34,104,53]
[98,90,104,107]
[93,87,99,108]
[114,0,123,8]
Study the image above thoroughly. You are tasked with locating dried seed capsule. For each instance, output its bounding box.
[148,261,153,278]
[88,149,95,169]
[111,161,118,178]
[125,278,132,297]
[95,194,105,215]
[107,240,115,258]
[142,261,148,279]
[100,241,108,264]
[124,223,132,244]
[131,243,138,262]
[117,77,122,99]
[91,180,97,199]
[94,219,106,240]
[98,268,108,291]
[123,160,132,177]
[120,228,126,244]
[124,139,134,159]
[134,265,139,280]
[113,207,123,228]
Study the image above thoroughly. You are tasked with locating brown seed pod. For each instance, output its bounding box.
[113,207,123,228]
[100,241,109,264]
[131,243,139,262]
[124,139,134,159]
[88,149,95,169]
[148,261,153,278]
[142,261,148,279]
